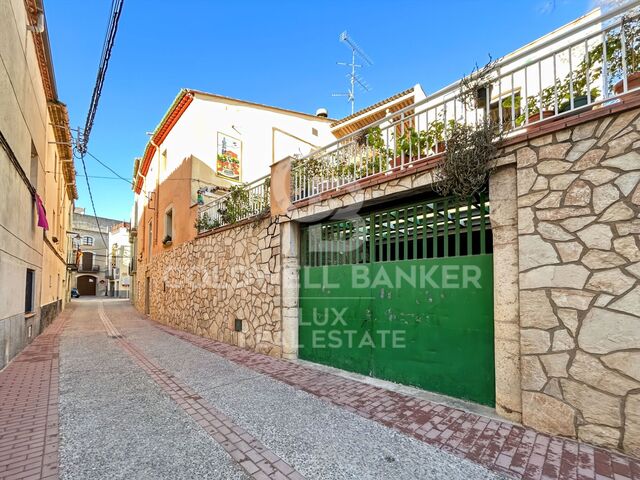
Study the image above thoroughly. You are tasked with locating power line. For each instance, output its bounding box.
[74,0,125,250]
[76,151,108,248]
[86,151,134,186]
[78,0,124,155]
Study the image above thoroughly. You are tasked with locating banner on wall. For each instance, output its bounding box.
[216,132,241,181]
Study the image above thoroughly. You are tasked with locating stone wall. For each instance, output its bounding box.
[135,215,283,356]
[40,300,61,334]
[501,107,640,455]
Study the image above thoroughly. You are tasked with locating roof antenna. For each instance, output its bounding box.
[332,31,373,115]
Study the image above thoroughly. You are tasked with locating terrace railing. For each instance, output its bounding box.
[197,175,271,233]
[292,2,640,202]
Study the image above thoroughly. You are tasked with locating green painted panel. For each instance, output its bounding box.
[299,265,372,375]
[298,255,495,407]
[369,255,495,406]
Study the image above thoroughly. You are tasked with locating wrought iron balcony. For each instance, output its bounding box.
[78,265,100,273]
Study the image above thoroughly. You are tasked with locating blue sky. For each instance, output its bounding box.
[46,0,595,220]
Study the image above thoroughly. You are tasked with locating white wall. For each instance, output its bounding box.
[133,93,335,233]
[147,94,334,188]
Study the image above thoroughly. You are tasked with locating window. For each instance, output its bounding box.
[25,269,35,313]
[164,207,173,241]
[82,236,94,246]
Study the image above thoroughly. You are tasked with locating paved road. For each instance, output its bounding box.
[1,299,639,480]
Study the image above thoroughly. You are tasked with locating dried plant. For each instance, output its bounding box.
[433,120,501,198]
[458,56,498,110]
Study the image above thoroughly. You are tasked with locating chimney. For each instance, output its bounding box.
[315,108,328,118]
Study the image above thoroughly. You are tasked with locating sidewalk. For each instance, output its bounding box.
[0,309,69,480]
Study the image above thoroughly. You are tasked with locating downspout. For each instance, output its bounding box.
[149,138,161,253]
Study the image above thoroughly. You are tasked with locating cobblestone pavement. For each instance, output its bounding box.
[1,298,639,479]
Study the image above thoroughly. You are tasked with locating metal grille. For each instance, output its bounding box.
[300,194,491,267]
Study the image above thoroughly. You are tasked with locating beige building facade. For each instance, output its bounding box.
[0,0,76,369]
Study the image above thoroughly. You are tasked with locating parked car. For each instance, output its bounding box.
[71,288,80,298]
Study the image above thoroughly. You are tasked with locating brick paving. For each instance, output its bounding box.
[150,320,640,480]
[97,302,303,480]
[0,308,70,480]
[3,301,639,480]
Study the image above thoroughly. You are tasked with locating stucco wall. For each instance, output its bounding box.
[0,0,49,364]
[135,215,283,356]
[494,107,640,455]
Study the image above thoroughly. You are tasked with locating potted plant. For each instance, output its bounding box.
[392,128,430,167]
[425,119,457,154]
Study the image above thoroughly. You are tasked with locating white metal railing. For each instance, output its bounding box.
[197,175,271,233]
[292,2,640,202]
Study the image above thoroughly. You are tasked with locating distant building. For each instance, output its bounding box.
[0,0,77,369]
[70,209,123,297]
[108,222,132,298]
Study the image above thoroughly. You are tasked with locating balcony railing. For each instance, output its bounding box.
[78,265,100,273]
[197,175,271,233]
[292,2,640,202]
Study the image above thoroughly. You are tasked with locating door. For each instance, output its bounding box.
[77,275,96,296]
[299,194,495,406]
[82,251,93,271]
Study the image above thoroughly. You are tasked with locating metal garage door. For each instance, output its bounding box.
[299,194,495,406]
[77,275,97,296]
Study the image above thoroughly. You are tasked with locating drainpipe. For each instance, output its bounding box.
[27,12,45,33]
[148,137,161,252]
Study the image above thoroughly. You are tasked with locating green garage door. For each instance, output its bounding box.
[299,194,495,406]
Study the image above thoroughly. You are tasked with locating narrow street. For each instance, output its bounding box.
[0,299,637,480]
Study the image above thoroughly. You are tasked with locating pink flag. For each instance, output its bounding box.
[35,194,49,230]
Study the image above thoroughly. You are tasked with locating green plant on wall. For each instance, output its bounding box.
[217,184,252,225]
[194,212,220,232]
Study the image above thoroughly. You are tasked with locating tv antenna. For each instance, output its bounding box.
[332,31,373,114]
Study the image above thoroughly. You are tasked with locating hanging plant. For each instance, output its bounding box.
[433,58,503,198]
[433,120,499,198]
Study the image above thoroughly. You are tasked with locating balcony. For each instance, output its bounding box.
[291,3,640,203]
[78,265,100,273]
[196,175,270,233]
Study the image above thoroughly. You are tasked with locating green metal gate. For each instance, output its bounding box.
[299,194,495,406]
